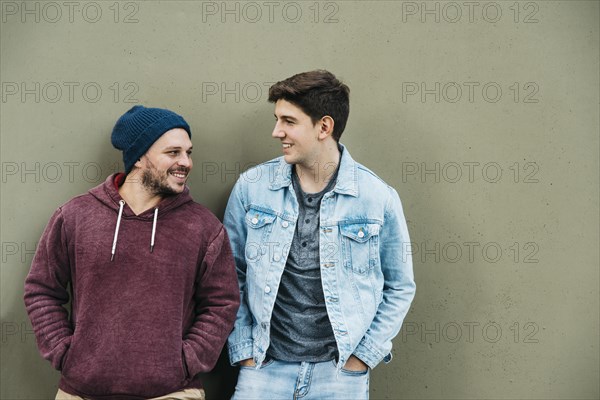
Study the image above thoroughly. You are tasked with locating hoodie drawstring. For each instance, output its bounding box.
[150,208,158,253]
[111,201,159,261]
[111,200,125,261]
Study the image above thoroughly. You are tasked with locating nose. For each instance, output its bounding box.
[177,153,192,169]
[272,121,285,139]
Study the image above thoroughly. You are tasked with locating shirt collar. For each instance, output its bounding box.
[269,143,358,197]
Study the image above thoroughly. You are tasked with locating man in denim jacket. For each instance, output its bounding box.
[224,70,416,399]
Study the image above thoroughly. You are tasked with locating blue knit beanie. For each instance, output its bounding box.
[111,105,191,174]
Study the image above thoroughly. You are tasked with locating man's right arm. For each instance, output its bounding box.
[223,179,255,365]
[23,207,73,370]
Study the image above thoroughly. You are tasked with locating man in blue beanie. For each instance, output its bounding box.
[111,105,195,204]
[25,106,240,399]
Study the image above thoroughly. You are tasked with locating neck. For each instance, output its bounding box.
[296,141,340,193]
[118,171,162,215]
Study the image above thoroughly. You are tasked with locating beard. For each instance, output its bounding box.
[141,159,188,197]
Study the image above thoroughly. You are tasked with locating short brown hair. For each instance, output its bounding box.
[268,70,350,142]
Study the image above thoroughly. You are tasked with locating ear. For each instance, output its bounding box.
[134,157,144,169]
[317,116,335,140]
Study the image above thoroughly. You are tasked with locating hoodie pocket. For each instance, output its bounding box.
[340,223,381,275]
[59,336,74,372]
[60,318,188,396]
[59,323,89,386]
[181,350,189,380]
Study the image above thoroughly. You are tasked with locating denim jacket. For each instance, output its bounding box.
[224,144,415,371]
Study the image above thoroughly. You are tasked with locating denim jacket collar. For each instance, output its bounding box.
[268,143,358,197]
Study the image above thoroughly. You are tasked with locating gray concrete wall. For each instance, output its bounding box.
[1,1,598,398]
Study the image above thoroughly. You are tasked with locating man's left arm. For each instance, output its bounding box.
[352,187,416,369]
[182,226,240,377]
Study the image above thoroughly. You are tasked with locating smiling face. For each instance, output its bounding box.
[272,99,323,168]
[136,128,193,196]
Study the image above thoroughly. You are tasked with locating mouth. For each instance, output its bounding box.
[169,169,188,180]
[282,143,292,149]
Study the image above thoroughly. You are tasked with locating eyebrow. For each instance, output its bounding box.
[275,114,298,122]
[164,146,193,151]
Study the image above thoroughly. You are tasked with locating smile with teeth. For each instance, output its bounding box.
[283,144,292,148]
[169,170,188,179]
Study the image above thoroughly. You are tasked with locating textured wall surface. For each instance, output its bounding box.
[1,1,598,399]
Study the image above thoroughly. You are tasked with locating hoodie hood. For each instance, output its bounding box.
[88,173,195,261]
[89,173,194,219]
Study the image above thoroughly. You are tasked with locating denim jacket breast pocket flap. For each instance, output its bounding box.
[340,223,381,274]
[340,223,380,243]
[245,209,277,229]
[245,209,278,249]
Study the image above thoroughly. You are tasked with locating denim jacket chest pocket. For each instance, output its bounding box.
[245,209,277,261]
[340,223,381,274]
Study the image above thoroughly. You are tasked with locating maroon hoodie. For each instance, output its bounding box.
[24,174,240,399]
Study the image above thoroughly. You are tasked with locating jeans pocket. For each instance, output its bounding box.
[340,366,369,376]
[240,358,275,370]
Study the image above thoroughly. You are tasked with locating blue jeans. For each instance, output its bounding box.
[231,359,369,400]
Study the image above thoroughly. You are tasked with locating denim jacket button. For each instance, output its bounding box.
[264,286,271,293]
[251,217,259,224]
[282,221,289,228]
[358,230,365,238]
